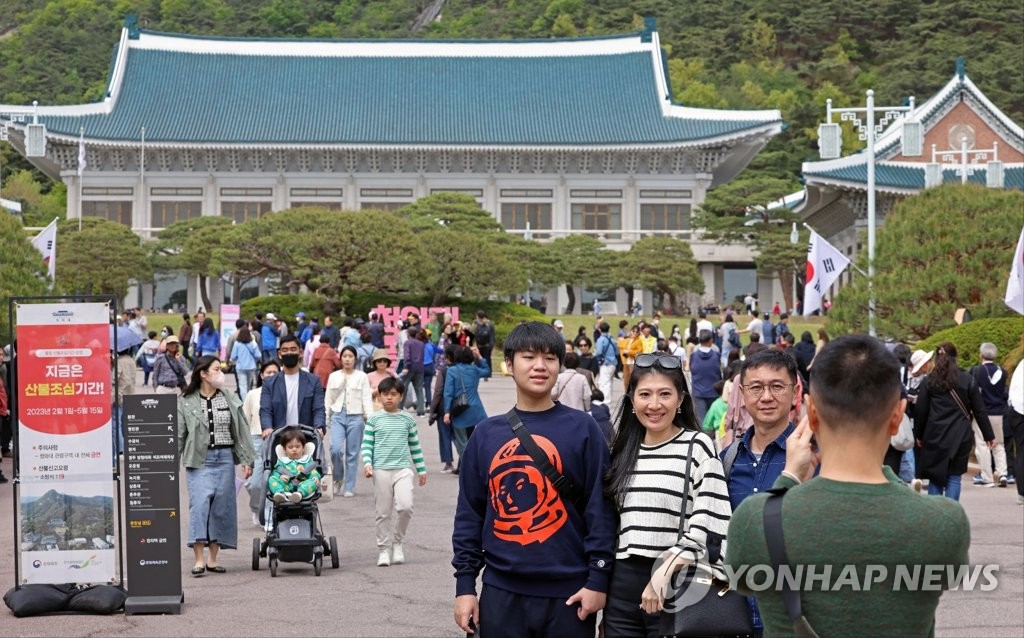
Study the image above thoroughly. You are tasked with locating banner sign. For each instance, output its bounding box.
[16,301,117,585]
[371,305,460,366]
[123,394,182,613]
[219,304,240,360]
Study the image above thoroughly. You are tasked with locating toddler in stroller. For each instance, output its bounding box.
[268,427,321,503]
[252,424,338,576]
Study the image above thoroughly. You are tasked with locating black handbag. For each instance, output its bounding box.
[449,369,470,417]
[659,436,753,638]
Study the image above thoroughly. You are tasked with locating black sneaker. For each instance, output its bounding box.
[0,474,8,484]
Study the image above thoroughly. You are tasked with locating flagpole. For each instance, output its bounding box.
[77,126,84,232]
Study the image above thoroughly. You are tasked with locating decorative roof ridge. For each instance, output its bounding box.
[32,134,779,152]
[665,103,783,124]
[871,70,1024,158]
[130,27,655,58]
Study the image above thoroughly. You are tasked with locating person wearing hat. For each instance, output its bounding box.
[367,348,397,413]
[552,319,565,335]
[152,336,188,395]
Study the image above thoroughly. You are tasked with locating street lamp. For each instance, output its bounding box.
[789,222,800,314]
[818,91,920,336]
[523,221,533,307]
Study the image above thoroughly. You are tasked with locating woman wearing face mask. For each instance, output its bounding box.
[178,356,256,576]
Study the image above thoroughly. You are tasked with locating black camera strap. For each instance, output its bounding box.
[505,409,584,510]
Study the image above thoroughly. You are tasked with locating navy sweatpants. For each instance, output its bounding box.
[478,583,596,638]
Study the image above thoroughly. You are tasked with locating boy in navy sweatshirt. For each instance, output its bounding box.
[452,322,617,637]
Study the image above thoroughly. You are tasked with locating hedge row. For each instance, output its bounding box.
[913,317,1024,370]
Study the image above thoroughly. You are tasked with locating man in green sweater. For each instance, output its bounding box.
[726,335,970,637]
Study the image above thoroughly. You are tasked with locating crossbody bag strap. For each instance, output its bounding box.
[721,440,741,480]
[948,388,972,423]
[505,409,583,508]
[673,436,697,541]
[764,489,818,637]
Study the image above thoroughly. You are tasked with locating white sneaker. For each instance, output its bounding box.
[273,492,286,504]
[333,480,343,495]
[343,490,354,498]
[391,543,405,565]
[377,550,390,567]
[251,512,261,527]
[287,491,302,503]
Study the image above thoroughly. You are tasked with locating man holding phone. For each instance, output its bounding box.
[719,349,803,636]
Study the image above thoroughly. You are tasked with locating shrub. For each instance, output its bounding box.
[240,293,346,323]
[914,317,1024,369]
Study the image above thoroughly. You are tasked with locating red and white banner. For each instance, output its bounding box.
[16,302,117,584]
[1005,227,1024,316]
[803,231,850,317]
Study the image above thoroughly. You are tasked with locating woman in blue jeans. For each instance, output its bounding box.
[443,344,490,468]
[324,346,374,497]
[914,342,995,500]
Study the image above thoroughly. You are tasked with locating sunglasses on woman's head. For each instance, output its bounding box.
[633,353,682,370]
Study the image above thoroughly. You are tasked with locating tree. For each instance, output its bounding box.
[417,229,526,305]
[0,211,51,339]
[151,216,235,312]
[547,235,611,314]
[210,208,424,295]
[56,218,152,298]
[396,193,504,234]
[0,170,66,227]
[828,184,1023,340]
[695,175,804,307]
[614,237,704,313]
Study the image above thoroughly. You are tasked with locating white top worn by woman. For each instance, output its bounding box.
[324,369,374,420]
[615,429,731,579]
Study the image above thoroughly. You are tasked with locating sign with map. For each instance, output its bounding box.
[16,301,117,585]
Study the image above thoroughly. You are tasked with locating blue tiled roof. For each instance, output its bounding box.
[34,46,778,146]
[805,163,1023,190]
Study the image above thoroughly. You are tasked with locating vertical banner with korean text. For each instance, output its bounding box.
[16,302,116,584]
[219,304,240,360]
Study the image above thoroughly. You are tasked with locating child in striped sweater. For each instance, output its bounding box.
[362,377,428,567]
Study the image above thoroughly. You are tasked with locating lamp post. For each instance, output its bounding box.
[789,222,800,315]
[817,91,919,337]
[523,221,533,307]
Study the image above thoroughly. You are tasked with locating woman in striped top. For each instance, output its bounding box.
[603,353,732,638]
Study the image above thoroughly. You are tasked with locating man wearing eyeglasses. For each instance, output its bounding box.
[719,348,802,636]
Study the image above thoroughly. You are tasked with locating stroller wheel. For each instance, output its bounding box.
[314,554,323,576]
[269,556,278,577]
[251,538,261,571]
[330,536,340,569]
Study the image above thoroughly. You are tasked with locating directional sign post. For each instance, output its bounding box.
[122,394,183,614]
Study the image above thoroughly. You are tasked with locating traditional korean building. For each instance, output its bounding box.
[797,60,1023,295]
[1,17,783,312]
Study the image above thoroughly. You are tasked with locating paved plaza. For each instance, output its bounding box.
[0,371,1021,636]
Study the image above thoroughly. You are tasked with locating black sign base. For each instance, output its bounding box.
[124,594,184,615]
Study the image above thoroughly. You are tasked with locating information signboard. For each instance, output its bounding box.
[123,394,183,614]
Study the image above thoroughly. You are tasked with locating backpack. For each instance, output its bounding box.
[475,320,493,347]
[728,328,741,349]
[360,344,376,373]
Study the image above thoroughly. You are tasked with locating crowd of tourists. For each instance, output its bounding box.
[11,303,1015,634]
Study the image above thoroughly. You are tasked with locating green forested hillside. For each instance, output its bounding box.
[1,0,1021,198]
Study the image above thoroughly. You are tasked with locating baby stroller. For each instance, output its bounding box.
[251,424,339,576]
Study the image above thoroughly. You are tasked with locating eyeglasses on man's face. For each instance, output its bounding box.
[740,382,794,398]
